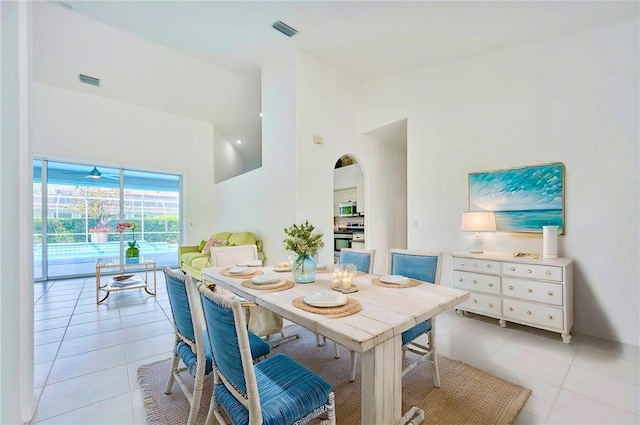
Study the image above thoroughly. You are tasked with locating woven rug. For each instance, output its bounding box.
[138,325,530,424]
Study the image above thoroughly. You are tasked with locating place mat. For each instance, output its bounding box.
[220,268,264,279]
[371,277,423,288]
[241,279,295,291]
[317,267,332,274]
[292,296,361,318]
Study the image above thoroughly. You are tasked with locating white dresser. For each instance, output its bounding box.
[452,251,574,343]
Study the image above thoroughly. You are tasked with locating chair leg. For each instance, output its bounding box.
[333,341,340,359]
[187,360,207,425]
[428,329,441,387]
[164,350,180,394]
[349,350,357,382]
[316,334,326,346]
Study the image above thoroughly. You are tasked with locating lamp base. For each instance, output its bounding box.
[469,233,484,253]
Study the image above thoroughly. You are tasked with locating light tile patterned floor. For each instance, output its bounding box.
[31,273,639,424]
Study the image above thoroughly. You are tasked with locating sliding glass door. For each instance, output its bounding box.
[33,160,181,280]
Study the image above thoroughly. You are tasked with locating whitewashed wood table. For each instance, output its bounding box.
[201,266,469,425]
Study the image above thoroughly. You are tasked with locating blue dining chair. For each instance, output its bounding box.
[163,268,270,425]
[389,249,443,386]
[198,283,336,425]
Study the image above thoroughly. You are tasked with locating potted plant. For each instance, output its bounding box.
[88,226,109,243]
[283,220,324,283]
[117,222,140,263]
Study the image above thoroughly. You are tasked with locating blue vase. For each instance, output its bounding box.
[292,255,317,283]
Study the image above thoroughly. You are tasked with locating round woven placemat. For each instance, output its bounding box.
[292,296,362,317]
[220,268,264,279]
[371,277,422,288]
[241,279,295,292]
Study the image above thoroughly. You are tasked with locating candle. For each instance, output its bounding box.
[342,278,352,290]
[332,279,341,289]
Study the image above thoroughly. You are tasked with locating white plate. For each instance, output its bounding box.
[251,274,279,285]
[273,267,291,272]
[228,266,252,274]
[380,275,410,285]
[237,260,263,267]
[304,291,347,308]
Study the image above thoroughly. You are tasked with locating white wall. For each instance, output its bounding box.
[360,20,640,345]
[1,1,36,423]
[213,126,244,183]
[32,82,216,246]
[33,1,261,177]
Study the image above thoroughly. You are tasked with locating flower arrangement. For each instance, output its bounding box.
[283,220,324,258]
[88,227,109,233]
[117,222,139,249]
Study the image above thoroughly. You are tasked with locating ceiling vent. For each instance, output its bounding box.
[79,74,100,87]
[272,21,298,37]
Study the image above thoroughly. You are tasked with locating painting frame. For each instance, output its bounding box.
[468,162,565,234]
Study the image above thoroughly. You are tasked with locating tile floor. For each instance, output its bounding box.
[32,273,639,424]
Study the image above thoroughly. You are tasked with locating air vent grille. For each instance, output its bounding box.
[272,21,298,37]
[79,74,100,87]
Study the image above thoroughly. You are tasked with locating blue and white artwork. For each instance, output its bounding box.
[469,163,564,233]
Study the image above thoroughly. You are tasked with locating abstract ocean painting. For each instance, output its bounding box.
[469,163,564,233]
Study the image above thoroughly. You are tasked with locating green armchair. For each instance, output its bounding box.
[178,231,265,281]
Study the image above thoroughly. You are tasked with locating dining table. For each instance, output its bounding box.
[201,265,469,425]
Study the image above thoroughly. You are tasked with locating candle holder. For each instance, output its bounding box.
[331,263,359,293]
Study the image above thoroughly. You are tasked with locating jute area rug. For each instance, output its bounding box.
[138,325,531,424]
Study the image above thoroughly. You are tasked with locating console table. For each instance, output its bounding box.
[452,251,574,343]
[95,257,157,304]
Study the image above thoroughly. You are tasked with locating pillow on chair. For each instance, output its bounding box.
[202,238,229,254]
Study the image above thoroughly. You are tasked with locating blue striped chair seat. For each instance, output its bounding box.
[214,354,333,425]
[401,320,432,346]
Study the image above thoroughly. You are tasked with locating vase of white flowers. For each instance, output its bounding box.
[283,220,324,283]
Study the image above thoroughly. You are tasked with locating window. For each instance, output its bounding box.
[33,160,181,279]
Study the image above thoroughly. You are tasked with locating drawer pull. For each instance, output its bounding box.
[527,269,532,274]
[473,262,478,268]
[510,267,515,271]
[547,315,553,320]
[548,291,553,296]
[527,289,533,293]
[488,283,493,287]
[473,299,478,303]
[472,280,478,284]
[460,262,465,266]
[508,285,513,290]
[488,303,493,307]
[527,311,532,315]
[487,264,492,269]
[546,271,551,275]
[458,277,463,281]
[508,307,513,311]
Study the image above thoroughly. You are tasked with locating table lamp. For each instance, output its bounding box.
[461,211,496,253]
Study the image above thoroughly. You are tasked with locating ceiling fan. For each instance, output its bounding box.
[60,166,120,180]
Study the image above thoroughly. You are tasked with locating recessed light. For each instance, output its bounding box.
[236,140,242,144]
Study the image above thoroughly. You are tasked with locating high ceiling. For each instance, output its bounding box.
[62,1,636,81]
[58,1,637,160]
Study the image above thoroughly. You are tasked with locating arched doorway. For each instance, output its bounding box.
[333,155,365,263]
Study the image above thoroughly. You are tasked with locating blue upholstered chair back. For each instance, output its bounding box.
[165,269,196,342]
[339,248,375,274]
[199,289,249,395]
[390,249,442,285]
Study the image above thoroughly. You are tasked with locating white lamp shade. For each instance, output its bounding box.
[461,212,497,232]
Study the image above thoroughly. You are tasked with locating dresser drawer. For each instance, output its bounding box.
[503,278,563,306]
[502,262,563,282]
[459,292,501,316]
[453,257,500,274]
[503,298,564,330]
[454,271,500,295]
